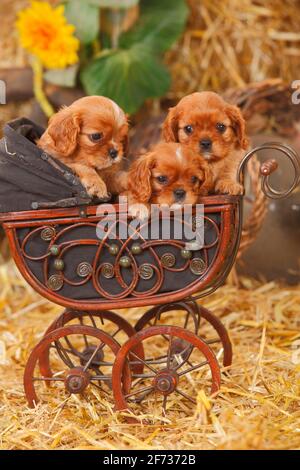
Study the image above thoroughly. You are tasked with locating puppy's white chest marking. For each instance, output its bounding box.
[176,147,183,163]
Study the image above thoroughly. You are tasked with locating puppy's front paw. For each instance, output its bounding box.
[215,180,244,196]
[128,203,150,220]
[82,176,109,199]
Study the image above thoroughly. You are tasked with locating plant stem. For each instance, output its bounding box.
[31,57,54,118]
[110,8,121,49]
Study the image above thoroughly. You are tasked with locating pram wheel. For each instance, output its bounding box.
[39,309,144,378]
[197,305,232,367]
[24,325,131,408]
[112,325,220,419]
[135,300,232,367]
[135,301,200,335]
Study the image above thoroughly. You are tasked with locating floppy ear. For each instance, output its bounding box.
[128,152,155,203]
[120,122,129,156]
[162,107,179,142]
[197,161,214,196]
[44,107,81,157]
[226,105,249,150]
[122,134,129,155]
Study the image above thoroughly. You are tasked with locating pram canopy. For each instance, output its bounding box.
[0,118,91,213]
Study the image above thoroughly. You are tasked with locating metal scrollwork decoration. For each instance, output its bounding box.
[238,142,300,199]
[18,211,224,301]
[161,253,176,268]
[41,226,56,241]
[101,263,115,279]
[77,262,92,278]
[47,274,64,291]
[190,258,206,276]
[139,264,154,280]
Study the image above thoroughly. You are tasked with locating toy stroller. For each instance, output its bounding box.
[0,118,299,418]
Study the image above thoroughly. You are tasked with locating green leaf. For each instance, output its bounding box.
[65,0,100,44]
[120,0,189,53]
[81,46,170,114]
[87,0,139,8]
[44,65,79,87]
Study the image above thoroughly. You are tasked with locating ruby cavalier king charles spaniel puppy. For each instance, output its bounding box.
[162,91,249,195]
[37,96,129,200]
[124,142,213,219]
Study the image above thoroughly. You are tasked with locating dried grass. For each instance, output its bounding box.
[0,260,299,450]
[166,0,300,99]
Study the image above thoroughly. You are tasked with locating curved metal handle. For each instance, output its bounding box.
[260,159,278,176]
[237,142,300,199]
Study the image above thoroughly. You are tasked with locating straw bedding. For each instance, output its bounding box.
[166,0,300,99]
[0,260,299,450]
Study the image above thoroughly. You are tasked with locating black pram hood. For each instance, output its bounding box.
[0,118,92,213]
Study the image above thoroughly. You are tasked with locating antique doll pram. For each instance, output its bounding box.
[0,118,299,418]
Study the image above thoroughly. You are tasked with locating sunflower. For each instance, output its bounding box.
[16,1,80,69]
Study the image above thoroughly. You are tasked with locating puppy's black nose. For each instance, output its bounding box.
[174,188,186,201]
[200,139,212,151]
[109,148,118,159]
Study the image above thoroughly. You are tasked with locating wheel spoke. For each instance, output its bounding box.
[130,351,158,374]
[83,341,104,372]
[125,385,154,399]
[55,339,75,368]
[153,313,160,326]
[95,361,114,367]
[133,388,154,403]
[111,326,122,338]
[33,376,65,381]
[52,345,84,358]
[90,375,112,381]
[98,342,107,352]
[79,316,89,348]
[183,311,190,329]
[175,388,196,405]
[178,360,209,377]
[63,335,85,359]
[206,338,220,345]
[166,335,173,369]
[88,314,98,329]
[130,354,168,366]
[172,347,195,371]
[132,373,155,379]
[171,354,185,370]
[90,381,110,396]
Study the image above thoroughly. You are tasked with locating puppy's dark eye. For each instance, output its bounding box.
[216,123,226,133]
[156,175,168,184]
[184,125,193,135]
[191,176,199,184]
[89,132,103,142]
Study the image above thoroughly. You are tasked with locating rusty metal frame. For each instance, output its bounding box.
[1,197,240,310]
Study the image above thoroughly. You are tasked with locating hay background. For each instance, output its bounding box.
[166,0,300,99]
[0,262,299,450]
